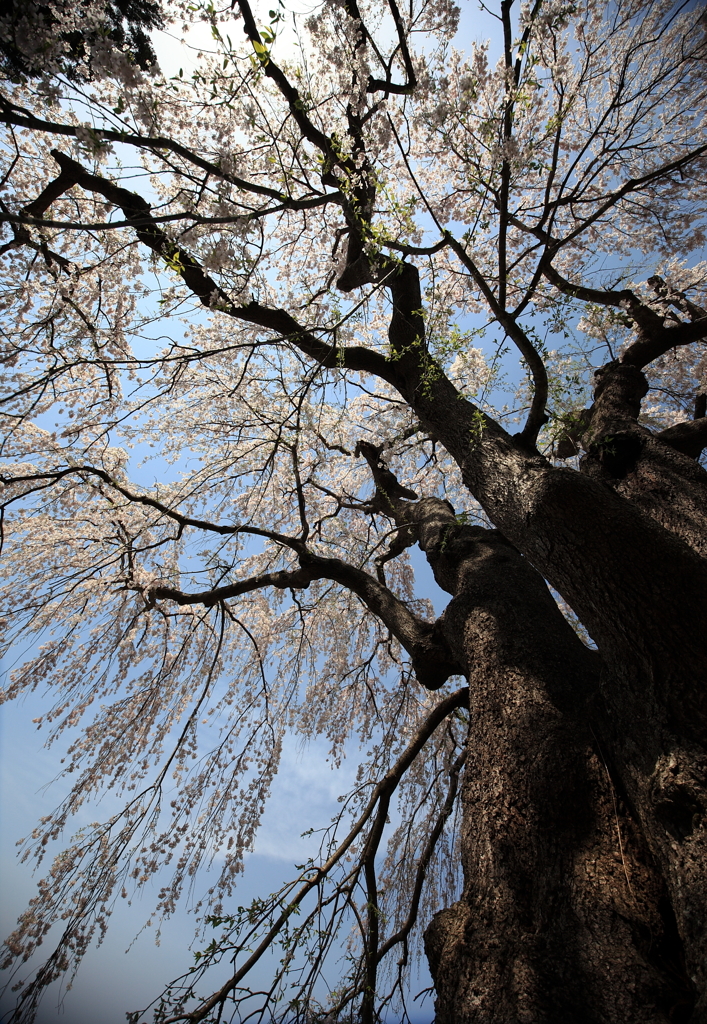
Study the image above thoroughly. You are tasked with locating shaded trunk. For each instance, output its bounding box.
[383,272,707,1019]
[399,371,707,1019]
[416,509,698,1023]
[580,362,707,559]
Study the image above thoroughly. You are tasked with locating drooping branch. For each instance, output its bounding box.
[1,464,461,689]
[153,548,461,691]
[1,465,256,537]
[374,743,467,963]
[13,153,526,484]
[154,685,470,1024]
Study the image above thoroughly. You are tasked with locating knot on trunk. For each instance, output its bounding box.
[650,748,707,843]
[584,432,645,480]
[581,363,650,478]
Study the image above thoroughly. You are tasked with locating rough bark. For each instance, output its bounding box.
[355,392,707,1021]
[404,400,707,1021]
[419,515,697,1023]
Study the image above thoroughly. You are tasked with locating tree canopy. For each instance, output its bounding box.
[0,0,162,84]
[1,0,707,1021]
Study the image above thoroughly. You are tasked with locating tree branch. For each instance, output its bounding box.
[656,417,707,460]
[3,463,460,687]
[375,743,466,963]
[0,97,340,209]
[154,548,461,690]
[512,142,707,251]
[366,0,417,95]
[235,0,344,179]
[622,316,707,368]
[542,260,664,331]
[543,261,707,367]
[157,685,470,1023]
[17,150,395,383]
[446,233,549,446]
[0,465,272,539]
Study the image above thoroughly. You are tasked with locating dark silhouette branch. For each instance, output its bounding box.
[1,463,460,688]
[543,261,707,368]
[656,417,707,460]
[0,97,340,209]
[446,234,549,446]
[153,549,462,690]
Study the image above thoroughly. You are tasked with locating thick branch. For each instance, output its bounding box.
[656,417,707,460]
[543,261,707,367]
[355,440,419,578]
[542,261,663,332]
[5,464,460,687]
[622,316,707,368]
[155,548,461,690]
[647,275,707,323]
[19,150,394,383]
[150,567,317,606]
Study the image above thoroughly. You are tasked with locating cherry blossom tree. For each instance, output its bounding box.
[1,0,707,1021]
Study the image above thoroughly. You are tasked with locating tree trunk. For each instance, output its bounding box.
[416,509,699,1023]
[393,364,707,1020]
